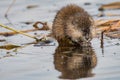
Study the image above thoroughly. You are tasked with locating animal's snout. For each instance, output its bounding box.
[85,36,89,40]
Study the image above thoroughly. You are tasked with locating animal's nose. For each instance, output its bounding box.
[85,36,89,40]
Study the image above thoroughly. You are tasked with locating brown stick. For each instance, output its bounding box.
[100,30,105,54]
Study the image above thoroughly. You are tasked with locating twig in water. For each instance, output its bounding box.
[100,30,105,55]
[100,24,112,55]
[4,0,16,25]
[0,23,39,41]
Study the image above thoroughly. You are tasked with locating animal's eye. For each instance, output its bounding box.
[72,19,78,24]
[75,19,78,22]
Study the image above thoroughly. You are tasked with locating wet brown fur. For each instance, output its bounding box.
[52,4,94,46]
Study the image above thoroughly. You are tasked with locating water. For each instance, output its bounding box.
[0,0,120,80]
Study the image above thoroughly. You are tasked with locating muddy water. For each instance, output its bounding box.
[0,0,120,80]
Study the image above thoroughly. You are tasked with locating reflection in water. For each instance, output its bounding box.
[54,45,97,79]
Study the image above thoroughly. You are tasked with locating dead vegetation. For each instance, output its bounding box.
[98,2,120,17]
[0,21,50,36]
[95,19,120,38]
[99,2,120,11]
[0,19,119,38]
[0,44,20,50]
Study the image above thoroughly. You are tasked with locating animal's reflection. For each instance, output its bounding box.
[54,45,97,79]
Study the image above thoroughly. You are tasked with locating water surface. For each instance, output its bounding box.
[0,0,120,80]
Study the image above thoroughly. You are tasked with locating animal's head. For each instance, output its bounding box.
[65,13,94,45]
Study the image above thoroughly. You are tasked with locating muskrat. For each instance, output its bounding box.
[52,4,94,46]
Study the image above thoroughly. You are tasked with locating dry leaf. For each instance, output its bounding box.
[0,44,20,50]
